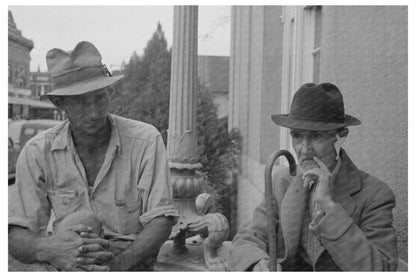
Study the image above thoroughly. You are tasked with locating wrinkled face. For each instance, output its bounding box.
[60,88,110,136]
[290,129,338,172]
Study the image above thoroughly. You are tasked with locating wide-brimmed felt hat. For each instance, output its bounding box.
[271,83,361,131]
[40,41,124,101]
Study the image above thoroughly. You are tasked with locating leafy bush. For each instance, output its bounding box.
[196,87,242,238]
[110,23,242,238]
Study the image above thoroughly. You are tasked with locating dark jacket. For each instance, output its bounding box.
[230,150,398,271]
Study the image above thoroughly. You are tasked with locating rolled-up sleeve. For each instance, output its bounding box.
[138,135,178,225]
[9,145,51,234]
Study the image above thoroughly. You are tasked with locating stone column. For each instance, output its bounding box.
[168,6,199,160]
[167,6,200,172]
[167,6,229,270]
[168,4,202,239]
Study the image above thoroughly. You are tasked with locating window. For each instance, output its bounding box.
[280,5,323,151]
[15,67,26,88]
[280,7,297,151]
[312,6,322,83]
[44,85,51,94]
[30,84,36,95]
[8,64,13,84]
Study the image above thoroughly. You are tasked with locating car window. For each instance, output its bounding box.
[24,128,36,136]
[20,122,60,146]
[21,127,45,146]
[9,120,60,147]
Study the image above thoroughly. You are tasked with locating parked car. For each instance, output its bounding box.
[8,119,61,185]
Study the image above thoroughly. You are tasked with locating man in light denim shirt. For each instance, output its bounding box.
[8,41,178,271]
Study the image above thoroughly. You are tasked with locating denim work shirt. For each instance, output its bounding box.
[9,114,178,240]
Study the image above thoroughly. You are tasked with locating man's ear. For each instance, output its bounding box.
[107,86,114,97]
[338,127,349,138]
[49,96,65,111]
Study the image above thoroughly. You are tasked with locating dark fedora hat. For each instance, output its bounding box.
[40,41,124,101]
[271,83,361,131]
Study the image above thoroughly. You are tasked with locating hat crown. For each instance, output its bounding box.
[290,83,346,123]
[40,41,124,101]
[271,82,361,131]
[46,41,102,77]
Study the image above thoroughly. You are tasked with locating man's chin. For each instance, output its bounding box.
[78,127,101,137]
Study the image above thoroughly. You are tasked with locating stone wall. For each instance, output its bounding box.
[229,6,284,227]
[320,5,408,260]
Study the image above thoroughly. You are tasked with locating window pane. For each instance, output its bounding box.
[314,6,322,49]
[313,51,320,83]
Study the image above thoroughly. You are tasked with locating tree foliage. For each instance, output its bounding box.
[110,23,241,238]
[110,22,171,142]
[196,87,242,237]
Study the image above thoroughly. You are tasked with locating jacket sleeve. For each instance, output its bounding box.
[229,196,271,271]
[310,186,398,271]
[229,166,291,271]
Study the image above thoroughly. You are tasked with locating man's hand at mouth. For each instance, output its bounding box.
[302,156,337,216]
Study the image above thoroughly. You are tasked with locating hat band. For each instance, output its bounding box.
[289,113,346,123]
[51,65,107,90]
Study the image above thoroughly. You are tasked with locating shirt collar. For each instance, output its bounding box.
[51,113,122,158]
[334,149,362,195]
[331,155,342,177]
[50,120,71,151]
[107,113,123,158]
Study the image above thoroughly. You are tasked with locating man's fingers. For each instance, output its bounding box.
[68,224,92,234]
[313,156,330,172]
[82,238,111,248]
[78,244,104,253]
[82,251,114,261]
[259,259,269,269]
[80,232,99,238]
[78,264,109,271]
[303,177,309,188]
[76,257,98,265]
[253,259,269,271]
[303,168,322,179]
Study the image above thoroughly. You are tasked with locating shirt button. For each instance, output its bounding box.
[90,195,95,201]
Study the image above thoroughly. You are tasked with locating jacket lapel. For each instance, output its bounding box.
[278,172,308,264]
[313,149,361,264]
[332,150,361,214]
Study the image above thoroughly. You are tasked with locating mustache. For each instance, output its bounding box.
[84,119,104,124]
[300,157,316,163]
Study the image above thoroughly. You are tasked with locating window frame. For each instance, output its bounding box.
[280,5,323,152]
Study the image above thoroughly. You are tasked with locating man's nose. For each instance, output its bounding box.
[85,102,101,118]
[300,138,313,155]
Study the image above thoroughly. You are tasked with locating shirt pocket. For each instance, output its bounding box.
[114,184,142,234]
[116,198,141,213]
[49,190,85,223]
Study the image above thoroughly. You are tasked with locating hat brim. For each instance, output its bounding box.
[40,75,124,101]
[271,114,361,131]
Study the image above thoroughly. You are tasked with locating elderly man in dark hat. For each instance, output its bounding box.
[230,83,398,271]
[8,41,177,271]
